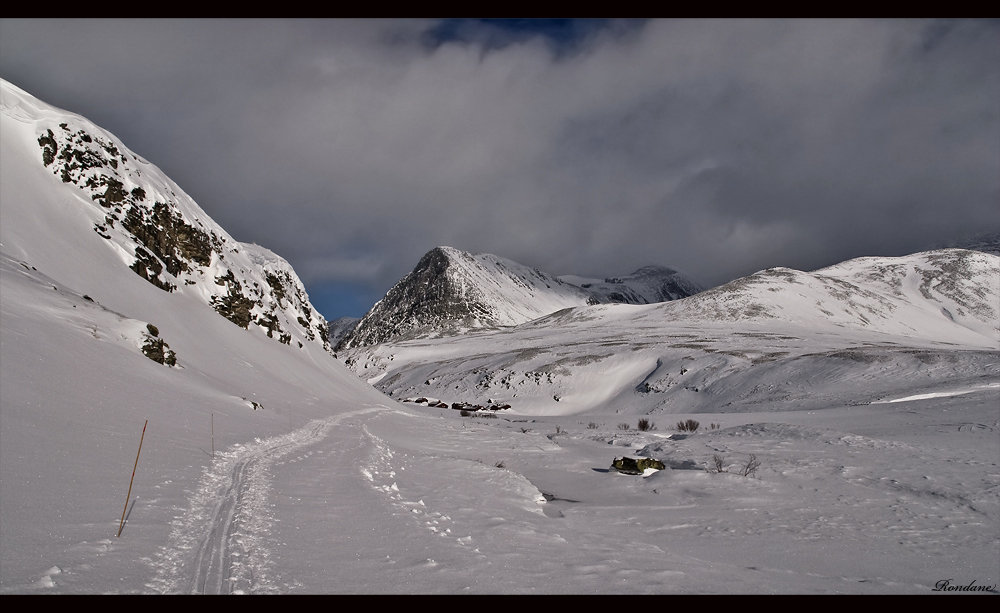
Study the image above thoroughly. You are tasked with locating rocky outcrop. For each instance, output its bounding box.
[20,89,332,353]
[141,324,177,366]
[611,456,666,475]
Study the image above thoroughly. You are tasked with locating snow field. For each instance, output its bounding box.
[4,239,996,592]
[227,397,997,593]
[2,77,997,593]
[348,313,999,418]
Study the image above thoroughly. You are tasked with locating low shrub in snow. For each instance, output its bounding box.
[676,419,699,433]
[711,453,761,478]
[739,454,761,478]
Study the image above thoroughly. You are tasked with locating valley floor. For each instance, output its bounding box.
[259,390,1000,594]
[8,384,996,594]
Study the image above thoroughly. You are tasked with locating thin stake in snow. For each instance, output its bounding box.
[117,419,147,538]
[211,413,214,460]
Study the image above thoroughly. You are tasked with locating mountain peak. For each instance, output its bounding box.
[337,246,702,350]
[337,246,580,349]
[623,264,679,277]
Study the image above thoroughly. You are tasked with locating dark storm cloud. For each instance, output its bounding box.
[2,19,997,318]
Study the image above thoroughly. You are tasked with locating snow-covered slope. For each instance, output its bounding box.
[650,249,999,343]
[3,79,997,594]
[337,246,701,350]
[0,78,391,591]
[341,250,999,415]
[0,79,331,352]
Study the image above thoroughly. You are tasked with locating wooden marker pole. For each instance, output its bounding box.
[117,420,147,538]
[211,413,214,460]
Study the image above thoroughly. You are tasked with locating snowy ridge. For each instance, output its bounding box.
[649,249,999,343]
[0,78,331,352]
[338,245,701,349]
[560,265,704,305]
[341,249,999,416]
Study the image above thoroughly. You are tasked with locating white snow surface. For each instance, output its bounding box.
[0,79,331,353]
[1,79,998,594]
[342,249,999,416]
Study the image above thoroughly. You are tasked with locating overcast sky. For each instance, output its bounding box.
[2,19,998,320]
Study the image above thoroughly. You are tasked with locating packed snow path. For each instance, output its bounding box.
[149,407,391,594]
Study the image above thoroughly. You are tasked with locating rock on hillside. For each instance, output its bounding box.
[1,79,331,352]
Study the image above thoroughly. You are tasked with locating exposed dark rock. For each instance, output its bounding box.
[211,284,254,329]
[297,316,315,340]
[258,312,283,338]
[611,456,666,475]
[142,334,176,366]
[265,271,288,306]
[122,201,212,279]
[130,246,175,292]
[38,129,57,166]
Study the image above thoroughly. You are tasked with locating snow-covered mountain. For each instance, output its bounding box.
[559,264,703,305]
[651,249,998,342]
[327,316,361,346]
[3,78,998,594]
[337,245,702,350]
[340,249,999,415]
[0,79,332,353]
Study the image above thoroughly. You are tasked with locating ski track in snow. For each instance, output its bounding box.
[147,406,394,594]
